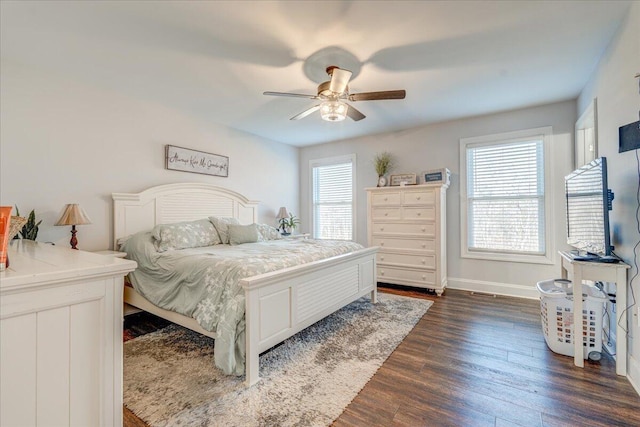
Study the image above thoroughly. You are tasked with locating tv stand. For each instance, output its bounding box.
[559,251,630,375]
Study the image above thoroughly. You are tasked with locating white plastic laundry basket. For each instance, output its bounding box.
[536,279,606,360]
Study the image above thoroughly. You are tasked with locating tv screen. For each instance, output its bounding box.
[565,157,612,256]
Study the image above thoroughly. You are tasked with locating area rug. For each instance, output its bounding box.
[123,293,432,427]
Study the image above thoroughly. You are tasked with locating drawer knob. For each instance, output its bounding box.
[380,270,385,276]
[421,259,426,264]
[422,243,426,248]
[380,227,384,231]
[381,256,385,261]
[384,197,388,201]
[384,213,388,216]
[380,242,385,246]
[417,212,421,216]
[421,227,426,232]
[422,275,426,280]
[416,196,421,200]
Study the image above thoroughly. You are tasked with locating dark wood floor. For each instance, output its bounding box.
[123,286,640,427]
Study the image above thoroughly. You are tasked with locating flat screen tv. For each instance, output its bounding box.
[565,157,614,257]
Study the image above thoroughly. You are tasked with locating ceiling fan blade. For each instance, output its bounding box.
[328,68,352,94]
[264,91,319,99]
[346,104,366,121]
[348,90,406,101]
[290,105,321,120]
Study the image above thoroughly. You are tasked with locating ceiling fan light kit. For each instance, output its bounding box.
[320,100,348,122]
[264,65,406,123]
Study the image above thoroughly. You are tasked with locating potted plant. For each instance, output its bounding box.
[373,152,394,187]
[283,213,300,235]
[14,206,41,241]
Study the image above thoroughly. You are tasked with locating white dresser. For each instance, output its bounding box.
[0,240,137,427]
[366,183,448,295]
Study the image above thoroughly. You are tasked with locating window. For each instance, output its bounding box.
[460,127,553,264]
[310,154,356,240]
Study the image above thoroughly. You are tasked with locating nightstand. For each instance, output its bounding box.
[93,250,127,258]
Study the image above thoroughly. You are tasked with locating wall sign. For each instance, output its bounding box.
[165,145,229,177]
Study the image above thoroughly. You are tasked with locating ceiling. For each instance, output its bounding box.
[0,1,632,147]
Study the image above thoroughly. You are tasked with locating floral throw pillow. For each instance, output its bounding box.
[209,216,240,244]
[255,223,283,241]
[152,219,221,252]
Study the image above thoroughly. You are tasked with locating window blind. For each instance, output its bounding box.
[312,161,353,240]
[466,139,545,254]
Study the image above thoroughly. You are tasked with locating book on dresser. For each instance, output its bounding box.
[366,183,448,295]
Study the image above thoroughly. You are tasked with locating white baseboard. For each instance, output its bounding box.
[448,277,539,300]
[628,354,640,397]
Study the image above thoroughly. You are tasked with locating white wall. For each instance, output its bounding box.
[578,3,640,390]
[0,63,299,251]
[300,99,576,298]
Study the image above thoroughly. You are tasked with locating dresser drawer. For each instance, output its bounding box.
[378,252,436,268]
[402,207,435,220]
[371,236,435,252]
[371,207,402,221]
[371,192,402,206]
[377,266,436,285]
[403,190,436,206]
[371,222,435,236]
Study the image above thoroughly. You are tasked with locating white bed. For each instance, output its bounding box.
[112,183,378,386]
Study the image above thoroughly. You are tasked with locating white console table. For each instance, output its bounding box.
[559,251,630,375]
[0,240,137,426]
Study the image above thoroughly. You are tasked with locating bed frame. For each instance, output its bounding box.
[112,183,377,386]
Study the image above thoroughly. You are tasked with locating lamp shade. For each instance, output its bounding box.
[55,204,92,226]
[276,207,289,220]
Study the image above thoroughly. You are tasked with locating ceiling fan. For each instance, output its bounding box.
[263,66,406,122]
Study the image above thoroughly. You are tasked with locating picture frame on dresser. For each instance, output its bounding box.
[389,173,417,186]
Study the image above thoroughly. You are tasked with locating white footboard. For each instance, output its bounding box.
[241,246,378,386]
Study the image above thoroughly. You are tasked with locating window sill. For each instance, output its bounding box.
[461,250,554,265]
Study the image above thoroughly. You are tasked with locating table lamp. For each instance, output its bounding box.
[276,206,290,235]
[55,204,92,249]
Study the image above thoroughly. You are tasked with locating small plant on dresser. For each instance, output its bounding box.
[14,206,41,240]
[373,152,394,187]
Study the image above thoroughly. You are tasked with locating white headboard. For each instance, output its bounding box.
[112,183,259,248]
